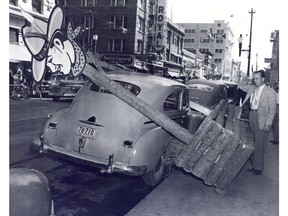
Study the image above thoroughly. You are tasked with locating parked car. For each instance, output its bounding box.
[186,79,229,133]
[217,80,238,101]
[10,168,55,216]
[33,72,190,186]
[46,74,87,101]
[187,79,228,107]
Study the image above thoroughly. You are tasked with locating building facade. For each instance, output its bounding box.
[265,30,279,85]
[55,0,186,76]
[9,0,55,72]
[177,20,234,78]
[56,0,152,71]
[162,18,185,77]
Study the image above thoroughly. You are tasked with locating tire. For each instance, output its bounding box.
[143,154,165,186]
[52,96,60,102]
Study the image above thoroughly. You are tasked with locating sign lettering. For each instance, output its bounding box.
[154,0,167,51]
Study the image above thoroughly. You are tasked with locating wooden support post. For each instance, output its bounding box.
[208,100,227,120]
[204,118,240,186]
[82,56,194,145]
[175,117,214,168]
[224,104,236,131]
[215,102,229,127]
[215,120,254,191]
[182,122,223,173]
[192,130,233,179]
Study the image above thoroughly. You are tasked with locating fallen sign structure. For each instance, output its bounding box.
[165,100,255,194]
[84,52,253,194]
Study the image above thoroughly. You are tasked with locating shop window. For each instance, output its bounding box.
[32,0,42,14]
[108,39,127,52]
[81,0,97,6]
[110,16,127,29]
[137,16,145,32]
[137,40,143,53]
[111,0,126,6]
[9,28,18,43]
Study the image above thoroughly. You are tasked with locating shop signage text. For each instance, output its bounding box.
[155,0,167,51]
[101,55,134,65]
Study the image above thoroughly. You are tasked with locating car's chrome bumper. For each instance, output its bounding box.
[32,138,147,176]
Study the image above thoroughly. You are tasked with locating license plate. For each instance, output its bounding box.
[75,125,97,139]
[64,93,75,96]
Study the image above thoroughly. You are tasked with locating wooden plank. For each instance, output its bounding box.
[189,101,212,116]
[234,106,242,120]
[215,102,229,127]
[215,121,254,191]
[208,99,227,120]
[192,130,233,179]
[175,117,214,168]
[204,119,240,186]
[225,104,236,131]
[182,122,223,173]
[84,53,195,145]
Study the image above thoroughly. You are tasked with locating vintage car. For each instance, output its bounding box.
[47,74,87,101]
[217,80,238,100]
[10,168,54,216]
[186,79,228,133]
[33,72,190,186]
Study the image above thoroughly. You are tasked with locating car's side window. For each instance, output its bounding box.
[163,91,181,111]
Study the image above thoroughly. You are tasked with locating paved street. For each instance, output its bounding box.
[9,98,279,216]
[10,98,154,216]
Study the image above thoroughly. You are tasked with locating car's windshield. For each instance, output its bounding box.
[90,81,141,96]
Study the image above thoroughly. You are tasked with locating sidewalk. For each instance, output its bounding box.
[126,133,278,216]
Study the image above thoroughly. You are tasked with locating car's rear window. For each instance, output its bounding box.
[188,84,214,92]
[90,81,141,96]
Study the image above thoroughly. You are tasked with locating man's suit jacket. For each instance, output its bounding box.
[241,85,277,130]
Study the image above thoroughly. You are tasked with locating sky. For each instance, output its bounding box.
[166,0,284,73]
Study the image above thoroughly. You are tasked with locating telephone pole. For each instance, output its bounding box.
[256,53,258,71]
[247,8,256,77]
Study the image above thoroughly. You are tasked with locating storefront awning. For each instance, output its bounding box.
[9,43,31,63]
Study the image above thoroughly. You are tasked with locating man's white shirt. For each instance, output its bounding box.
[250,84,265,109]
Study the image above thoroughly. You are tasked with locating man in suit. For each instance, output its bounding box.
[240,70,277,175]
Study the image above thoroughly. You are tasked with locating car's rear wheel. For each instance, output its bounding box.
[52,96,60,102]
[143,154,165,186]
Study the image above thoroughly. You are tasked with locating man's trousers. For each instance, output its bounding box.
[249,110,269,172]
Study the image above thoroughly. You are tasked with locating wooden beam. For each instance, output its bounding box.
[175,117,214,168]
[192,130,233,179]
[182,121,223,173]
[208,100,227,120]
[204,118,240,186]
[215,121,254,191]
[83,58,194,145]
[189,101,212,116]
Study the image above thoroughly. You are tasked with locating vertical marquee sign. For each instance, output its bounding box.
[154,0,167,51]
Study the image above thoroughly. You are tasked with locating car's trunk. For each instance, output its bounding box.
[53,93,142,162]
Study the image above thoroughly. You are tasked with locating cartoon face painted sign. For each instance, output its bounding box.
[21,7,86,82]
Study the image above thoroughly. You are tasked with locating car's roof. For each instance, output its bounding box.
[187,79,227,87]
[106,71,187,89]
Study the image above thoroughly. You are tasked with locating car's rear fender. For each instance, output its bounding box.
[42,108,69,145]
[123,127,170,173]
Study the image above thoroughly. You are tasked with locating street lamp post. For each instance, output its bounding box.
[247,8,256,77]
